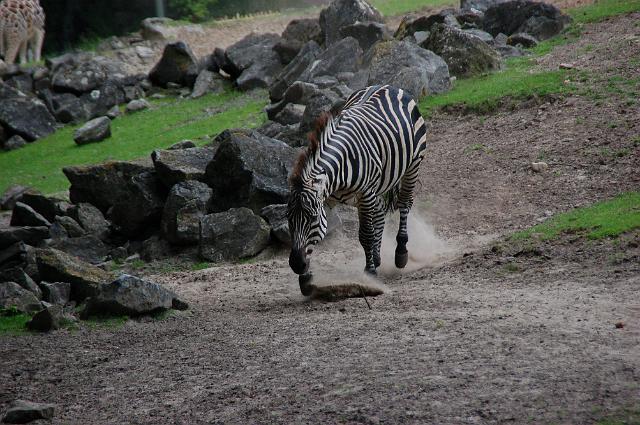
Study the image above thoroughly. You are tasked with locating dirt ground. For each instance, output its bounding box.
[2,11,640,425]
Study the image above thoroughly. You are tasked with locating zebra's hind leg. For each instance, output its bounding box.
[358,195,378,275]
[395,163,421,268]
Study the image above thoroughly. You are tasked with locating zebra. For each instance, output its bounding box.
[287,85,428,294]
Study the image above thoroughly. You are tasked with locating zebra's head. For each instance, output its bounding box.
[287,173,329,275]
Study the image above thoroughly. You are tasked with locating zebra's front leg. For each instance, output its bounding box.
[358,195,378,275]
[372,198,386,269]
[395,163,421,268]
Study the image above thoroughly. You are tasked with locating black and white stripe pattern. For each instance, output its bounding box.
[287,85,428,275]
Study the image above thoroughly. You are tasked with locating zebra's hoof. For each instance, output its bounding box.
[364,267,377,276]
[299,273,313,296]
[395,251,409,268]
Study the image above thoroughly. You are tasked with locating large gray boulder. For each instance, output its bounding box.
[270,41,322,102]
[1,400,55,423]
[151,146,217,188]
[300,89,344,133]
[79,79,126,119]
[204,130,298,214]
[274,18,323,64]
[149,42,199,88]
[0,83,56,141]
[73,116,112,145]
[394,12,460,40]
[161,181,212,245]
[320,0,383,46]
[36,248,113,302]
[51,55,125,94]
[10,202,50,227]
[39,281,71,305]
[364,40,451,98]
[49,92,89,124]
[422,24,501,77]
[225,33,284,91]
[83,274,187,317]
[483,0,570,40]
[298,37,364,83]
[63,159,166,237]
[0,281,42,314]
[199,208,271,262]
[340,21,392,51]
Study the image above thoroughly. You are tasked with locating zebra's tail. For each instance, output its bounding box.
[383,183,401,213]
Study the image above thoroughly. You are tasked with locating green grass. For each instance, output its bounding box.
[83,315,129,329]
[569,0,640,23]
[512,192,640,241]
[0,312,31,336]
[370,0,457,16]
[0,89,267,195]
[420,57,576,115]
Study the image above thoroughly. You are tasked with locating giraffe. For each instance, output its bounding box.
[0,0,45,65]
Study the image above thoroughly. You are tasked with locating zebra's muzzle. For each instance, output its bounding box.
[289,248,309,275]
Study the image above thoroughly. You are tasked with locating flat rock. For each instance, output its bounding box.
[17,193,70,222]
[2,135,27,151]
[225,33,284,91]
[0,83,56,141]
[2,400,55,424]
[36,248,113,302]
[74,116,112,145]
[83,274,186,317]
[151,146,217,188]
[50,235,110,265]
[125,99,150,113]
[0,226,50,250]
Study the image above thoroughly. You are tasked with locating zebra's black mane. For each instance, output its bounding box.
[289,111,333,191]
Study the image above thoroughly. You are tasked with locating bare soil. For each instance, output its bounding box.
[1,11,640,425]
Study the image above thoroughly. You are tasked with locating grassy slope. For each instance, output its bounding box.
[420,0,640,115]
[512,193,640,241]
[0,90,267,195]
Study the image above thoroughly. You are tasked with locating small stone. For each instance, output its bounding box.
[531,162,549,172]
[125,99,151,113]
[559,63,575,69]
[2,135,27,151]
[2,400,55,423]
[106,105,121,119]
[27,305,64,332]
[168,140,196,150]
[615,321,624,329]
[74,116,112,145]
